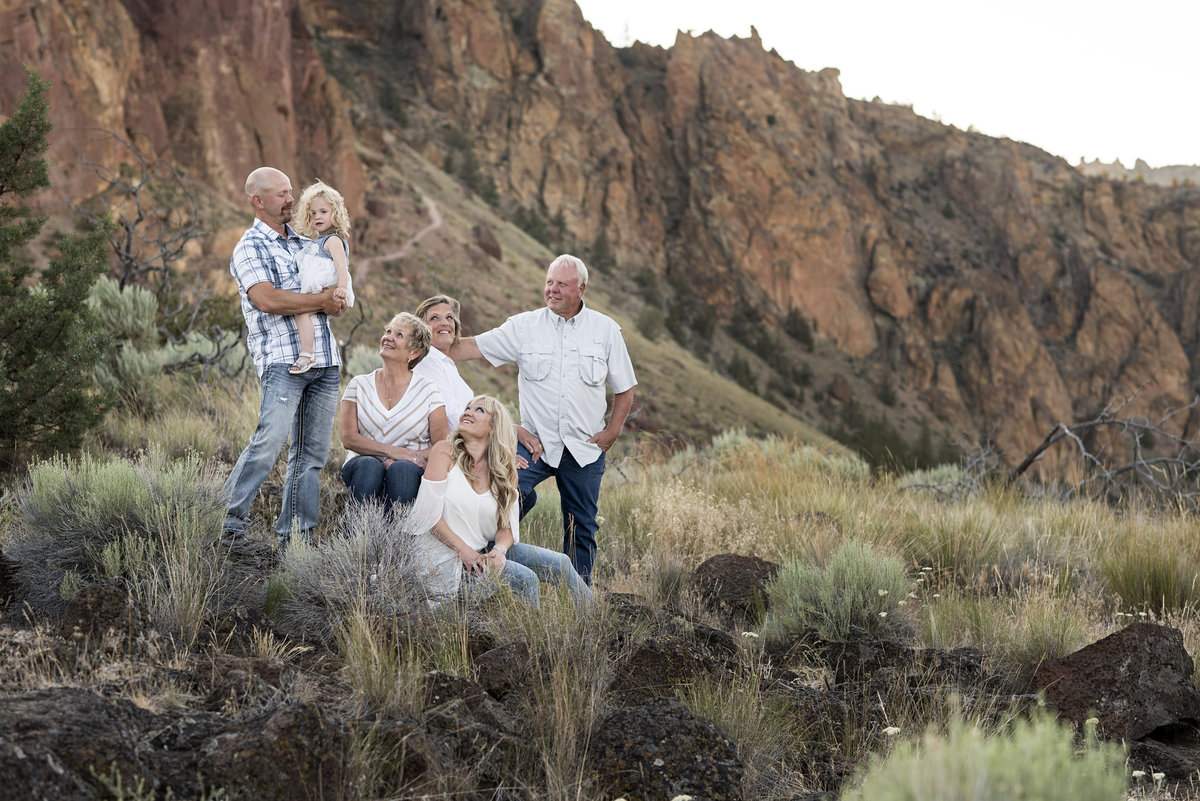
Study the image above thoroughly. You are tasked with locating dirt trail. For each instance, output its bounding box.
[355,190,443,282]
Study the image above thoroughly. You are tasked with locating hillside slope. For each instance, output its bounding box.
[4,0,1198,469]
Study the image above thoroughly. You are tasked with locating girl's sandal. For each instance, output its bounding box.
[289,352,316,374]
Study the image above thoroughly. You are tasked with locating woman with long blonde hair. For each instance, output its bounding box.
[409,395,592,606]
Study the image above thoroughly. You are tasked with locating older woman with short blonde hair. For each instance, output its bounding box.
[339,312,449,506]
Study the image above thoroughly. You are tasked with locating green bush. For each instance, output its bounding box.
[760,540,909,644]
[783,308,814,350]
[3,448,228,646]
[344,343,383,378]
[635,307,664,342]
[726,354,758,395]
[0,70,112,468]
[841,712,1127,801]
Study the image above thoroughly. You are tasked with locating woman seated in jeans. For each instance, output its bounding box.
[340,312,449,506]
[409,395,592,608]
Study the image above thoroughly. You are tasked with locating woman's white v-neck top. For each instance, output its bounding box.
[341,369,443,465]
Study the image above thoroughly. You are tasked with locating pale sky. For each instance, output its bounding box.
[574,0,1199,168]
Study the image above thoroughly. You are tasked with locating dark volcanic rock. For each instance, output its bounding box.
[473,641,531,700]
[826,638,914,684]
[61,584,157,655]
[0,688,158,799]
[0,738,100,801]
[423,670,487,708]
[609,634,720,704]
[763,679,848,735]
[199,701,345,800]
[587,698,743,801]
[1035,623,1200,740]
[693,553,780,624]
[472,222,501,260]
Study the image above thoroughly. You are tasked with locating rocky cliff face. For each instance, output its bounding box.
[1,0,364,213]
[4,0,1199,470]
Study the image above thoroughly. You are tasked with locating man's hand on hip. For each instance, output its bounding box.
[517,426,543,463]
[588,427,620,452]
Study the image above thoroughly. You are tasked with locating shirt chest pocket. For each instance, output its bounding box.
[578,343,608,386]
[520,345,553,381]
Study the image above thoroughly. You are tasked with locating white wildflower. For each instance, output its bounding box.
[877,589,888,596]
[1153,773,1165,782]
[883,726,901,737]
[879,612,887,618]
[741,631,760,638]
[1131,771,1146,779]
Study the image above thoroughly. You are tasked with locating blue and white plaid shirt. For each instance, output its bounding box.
[230,219,341,376]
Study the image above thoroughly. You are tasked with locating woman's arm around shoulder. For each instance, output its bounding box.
[423,440,453,481]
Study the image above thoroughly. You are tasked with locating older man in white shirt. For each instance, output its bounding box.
[451,254,636,584]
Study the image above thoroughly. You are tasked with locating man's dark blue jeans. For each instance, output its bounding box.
[517,444,605,585]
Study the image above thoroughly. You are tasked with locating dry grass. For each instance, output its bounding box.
[10,369,1200,799]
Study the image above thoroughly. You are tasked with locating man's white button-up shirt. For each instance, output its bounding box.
[475,304,636,468]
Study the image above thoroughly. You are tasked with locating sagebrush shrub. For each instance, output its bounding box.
[270,499,433,645]
[89,276,165,414]
[841,711,1127,801]
[759,540,909,643]
[3,447,228,645]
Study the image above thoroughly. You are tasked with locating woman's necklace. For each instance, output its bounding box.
[379,370,411,408]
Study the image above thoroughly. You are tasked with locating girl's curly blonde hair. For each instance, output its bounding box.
[294,180,352,241]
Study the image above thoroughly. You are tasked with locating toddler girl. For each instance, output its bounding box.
[290,180,355,374]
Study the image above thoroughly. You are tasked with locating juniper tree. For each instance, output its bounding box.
[0,69,112,468]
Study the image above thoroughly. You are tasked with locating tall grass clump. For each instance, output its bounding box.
[760,540,909,644]
[680,655,808,800]
[897,501,1010,585]
[840,710,1127,801]
[3,447,228,646]
[271,499,443,715]
[1099,514,1200,614]
[487,586,615,797]
[920,584,1093,692]
[93,373,258,464]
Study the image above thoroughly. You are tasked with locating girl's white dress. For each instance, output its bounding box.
[297,232,355,306]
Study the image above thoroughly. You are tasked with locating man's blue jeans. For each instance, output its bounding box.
[223,365,340,543]
[517,445,605,585]
[341,455,423,506]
